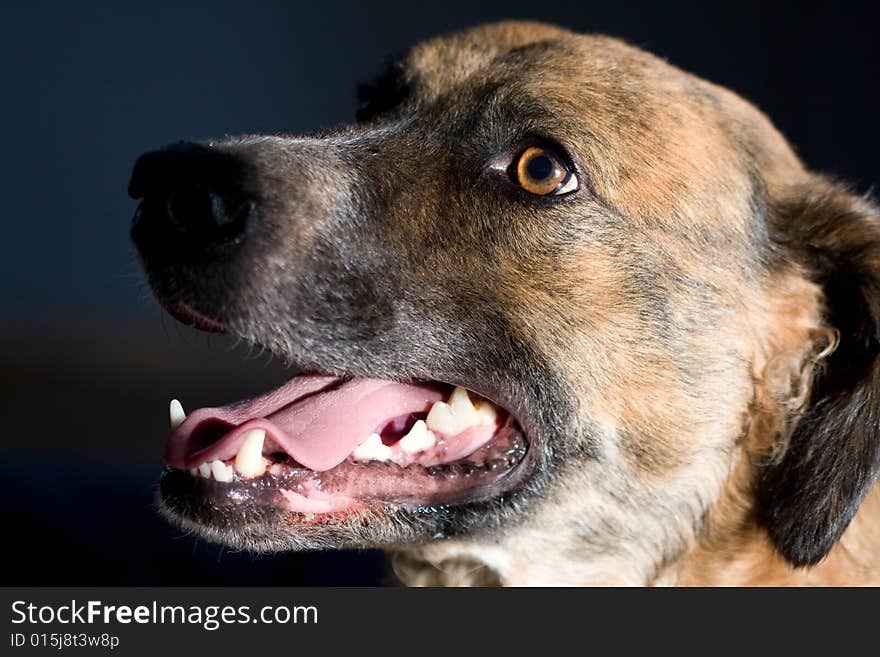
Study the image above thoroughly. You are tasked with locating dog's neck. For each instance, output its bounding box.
[396,481,880,587]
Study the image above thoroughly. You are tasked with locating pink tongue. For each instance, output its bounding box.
[165,375,447,471]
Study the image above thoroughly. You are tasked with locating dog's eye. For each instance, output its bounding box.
[513,146,578,196]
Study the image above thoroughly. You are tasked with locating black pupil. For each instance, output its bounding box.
[526,153,555,180]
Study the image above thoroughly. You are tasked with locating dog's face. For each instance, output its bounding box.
[131,22,880,584]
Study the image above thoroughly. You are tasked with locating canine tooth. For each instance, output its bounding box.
[426,387,481,436]
[234,429,268,478]
[198,462,212,478]
[189,468,198,476]
[398,420,436,454]
[352,433,392,461]
[169,399,186,429]
[211,459,234,482]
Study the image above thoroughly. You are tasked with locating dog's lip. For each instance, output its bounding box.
[160,429,534,515]
[160,298,226,333]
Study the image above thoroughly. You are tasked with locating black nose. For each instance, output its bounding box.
[129,142,253,253]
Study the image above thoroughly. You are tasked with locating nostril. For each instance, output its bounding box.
[165,187,223,232]
[158,189,253,249]
[225,198,253,226]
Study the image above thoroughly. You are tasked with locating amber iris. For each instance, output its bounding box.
[514,146,572,195]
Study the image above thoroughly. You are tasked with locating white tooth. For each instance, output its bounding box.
[474,401,499,426]
[169,399,186,429]
[426,387,481,436]
[398,420,436,454]
[211,459,234,482]
[189,468,198,476]
[234,429,268,478]
[352,433,392,461]
[426,401,458,435]
[449,387,477,417]
[198,462,212,478]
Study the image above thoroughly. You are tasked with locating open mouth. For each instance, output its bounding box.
[162,375,531,518]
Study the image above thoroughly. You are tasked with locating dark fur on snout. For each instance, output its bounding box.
[133,21,880,585]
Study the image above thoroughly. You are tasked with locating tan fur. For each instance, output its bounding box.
[141,20,880,585]
[391,22,880,586]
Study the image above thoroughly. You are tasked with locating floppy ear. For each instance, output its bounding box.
[759,178,880,567]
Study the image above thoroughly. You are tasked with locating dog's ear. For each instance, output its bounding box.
[759,178,880,567]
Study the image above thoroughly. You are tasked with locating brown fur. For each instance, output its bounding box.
[388,23,880,586]
[134,21,880,585]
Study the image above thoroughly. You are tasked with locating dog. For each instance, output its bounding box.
[129,21,880,586]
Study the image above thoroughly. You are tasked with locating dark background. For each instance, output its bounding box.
[1,0,877,584]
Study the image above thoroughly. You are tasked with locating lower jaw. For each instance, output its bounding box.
[160,427,531,525]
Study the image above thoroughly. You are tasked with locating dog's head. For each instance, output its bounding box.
[130,22,880,583]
